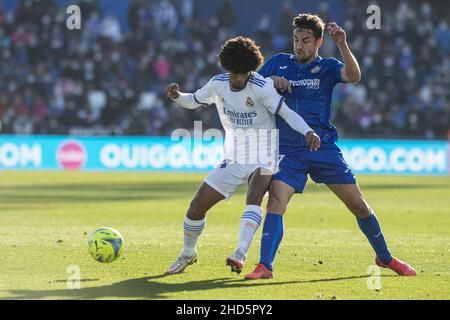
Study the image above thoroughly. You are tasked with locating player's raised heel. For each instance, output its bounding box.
[226,249,246,274]
[244,263,273,280]
[165,253,198,275]
[226,257,245,274]
[375,257,417,276]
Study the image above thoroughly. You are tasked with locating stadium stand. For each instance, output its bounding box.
[0,0,448,138]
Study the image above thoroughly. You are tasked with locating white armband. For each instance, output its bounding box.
[277,102,312,136]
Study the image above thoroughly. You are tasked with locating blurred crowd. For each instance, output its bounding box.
[0,0,448,139]
[332,0,450,139]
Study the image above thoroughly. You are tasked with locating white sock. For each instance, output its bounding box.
[237,205,263,256]
[182,216,206,258]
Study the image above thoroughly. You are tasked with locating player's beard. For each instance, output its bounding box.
[297,51,315,64]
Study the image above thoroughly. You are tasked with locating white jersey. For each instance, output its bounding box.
[193,72,283,166]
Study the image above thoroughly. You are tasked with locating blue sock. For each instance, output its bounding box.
[260,213,284,271]
[357,212,392,264]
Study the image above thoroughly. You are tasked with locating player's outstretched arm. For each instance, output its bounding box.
[277,102,321,151]
[328,22,361,83]
[164,83,200,109]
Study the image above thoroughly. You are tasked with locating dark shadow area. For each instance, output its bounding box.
[295,274,397,283]
[0,181,204,204]
[0,182,201,193]
[306,183,450,192]
[2,175,447,209]
[0,194,181,204]
[52,279,100,283]
[0,179,447,206]
[1,274,397,300]
[344,183,450,190]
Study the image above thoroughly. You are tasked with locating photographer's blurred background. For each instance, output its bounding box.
[0,0,448,139]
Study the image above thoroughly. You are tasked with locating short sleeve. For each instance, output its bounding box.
[260,78,284,115]
[330,58,345,85]
[193,79,216,107]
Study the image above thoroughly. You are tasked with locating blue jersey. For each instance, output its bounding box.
[259,53,345,154]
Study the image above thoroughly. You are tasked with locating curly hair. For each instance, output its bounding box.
[292,13,325,39]
[218,36,264,74]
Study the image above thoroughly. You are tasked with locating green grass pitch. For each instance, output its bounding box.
[0,171,449,300]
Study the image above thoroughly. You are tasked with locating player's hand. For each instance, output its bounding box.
[305,130,321,151]
[327,22,346,47]
[165,83,180,99]
[271,76,292,93]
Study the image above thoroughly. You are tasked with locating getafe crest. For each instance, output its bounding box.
[311,66,321,74]
[246,97,254,108]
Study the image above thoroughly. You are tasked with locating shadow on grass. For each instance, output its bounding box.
[307,183,450,192]
[297,274,397,283]
[1,274,397,300]
[0,181,205,204]
[52,279,100,283]
[0,182,202,193]
[0,179,448,206]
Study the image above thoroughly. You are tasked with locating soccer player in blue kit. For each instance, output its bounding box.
[245,14,416,279]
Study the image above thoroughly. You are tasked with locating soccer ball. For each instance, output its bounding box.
[88,227,124,263]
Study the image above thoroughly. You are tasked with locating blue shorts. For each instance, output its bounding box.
[273,143,356,193]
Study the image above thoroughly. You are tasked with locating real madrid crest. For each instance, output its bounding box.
[311,66,321,74]
[246,97,254,108]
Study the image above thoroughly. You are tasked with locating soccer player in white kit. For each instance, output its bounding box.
[164,37,320,275]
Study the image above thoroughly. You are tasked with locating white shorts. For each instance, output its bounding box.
[204,160,277,200]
